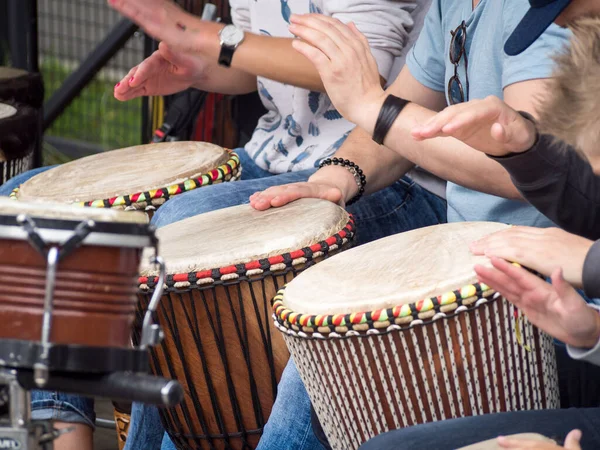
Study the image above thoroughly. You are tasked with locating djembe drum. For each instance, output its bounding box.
[274,222,560,450]
[136,198,355,450]
[12,141,240,215]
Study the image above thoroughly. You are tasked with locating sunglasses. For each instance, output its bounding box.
[448,21,469,105]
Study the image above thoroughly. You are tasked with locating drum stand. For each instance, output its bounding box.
[0,368,57,450]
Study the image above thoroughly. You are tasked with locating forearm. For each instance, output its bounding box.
[192,65,257,95]
[309,127,415,203]
[356,100,522,200]
[491,134,600,240]
[189,21,326,92]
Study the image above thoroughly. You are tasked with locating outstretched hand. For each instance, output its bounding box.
[411,96,537,156]
[289,14,385,130]
[114,42,210,100]
[470,226,593,288]
[475,257,600,349]
[250,181,344,211]
[108,0,218,54]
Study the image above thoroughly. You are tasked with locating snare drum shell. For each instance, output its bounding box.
[0,239,141,348]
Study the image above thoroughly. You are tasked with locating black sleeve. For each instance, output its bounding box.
[583,240,600,299]
[491,133,600,241]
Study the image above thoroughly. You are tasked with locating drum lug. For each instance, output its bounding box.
[145,325,164,347]
[140,256,167,350]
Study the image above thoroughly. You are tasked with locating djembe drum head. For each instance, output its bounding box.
[274,222,560,450]
[13,141,240,211]
[136,198,356,450]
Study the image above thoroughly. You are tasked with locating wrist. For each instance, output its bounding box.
[511,111,539,154]
[192,21,225,57]
[580,310,600,349]
[309,165,358,204]
[351,90,386,133]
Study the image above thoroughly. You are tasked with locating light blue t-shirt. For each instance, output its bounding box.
[406,0,571,226]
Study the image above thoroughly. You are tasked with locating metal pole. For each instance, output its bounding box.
[7,0,29,70]
[27,0,39,73]
[43,19,138,130]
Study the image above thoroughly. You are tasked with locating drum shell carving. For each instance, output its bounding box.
[0,238,141,348]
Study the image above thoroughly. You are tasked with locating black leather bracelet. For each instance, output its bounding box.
[318,157,366,206]
[372,95,410,145]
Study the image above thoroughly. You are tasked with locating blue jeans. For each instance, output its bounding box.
[3,149,447,447]
[358,408,600,449]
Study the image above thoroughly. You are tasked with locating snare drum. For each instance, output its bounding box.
[137,198,355,449]
[274,222,560,450]
[0,198,157,376]
[12,141,240,213]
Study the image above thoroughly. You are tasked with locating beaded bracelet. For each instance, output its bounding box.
[318,157,366,206]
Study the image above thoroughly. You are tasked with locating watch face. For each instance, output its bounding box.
[221,25,244,47]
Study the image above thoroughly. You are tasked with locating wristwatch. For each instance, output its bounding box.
[218,24,245,67]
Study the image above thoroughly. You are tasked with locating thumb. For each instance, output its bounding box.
[564,429,582,449]
[490,122,512,144]
[550,268,576,298]
[158,42,192,67]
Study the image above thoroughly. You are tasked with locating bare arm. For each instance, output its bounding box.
[109,0,394,93]
[308,68,447,202]
[251,68,445,208]
[289,15,552,199]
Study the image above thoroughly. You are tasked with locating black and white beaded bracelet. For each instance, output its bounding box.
[318,157,366,206]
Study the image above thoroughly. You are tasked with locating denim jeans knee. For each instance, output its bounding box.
[31,391,95,428]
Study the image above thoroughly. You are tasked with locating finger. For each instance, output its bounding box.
[474,265,522,301]
[490,257,544,292]
[114,85,148,101]
[564,429,582,449]
[292,40,332,72]
[114,66,139,97]
[412,104,471,139]
[550,268,579,300]
[289,24,342,62]
[491,122,510,144]
[347,22,370,51]
[130,50,168,88]
[290,14,363,58]
[440,105,498,135]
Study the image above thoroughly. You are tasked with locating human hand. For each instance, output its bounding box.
[470,227,593,288]
[114,42,211,100]
[250,182,344,210]
[497,429,582,449]
[411,96,537,156]
[108,0,220,54]
[288,14,385,130]
[475,257,600,349]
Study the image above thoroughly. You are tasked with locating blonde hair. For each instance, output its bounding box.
[538,16,600,158]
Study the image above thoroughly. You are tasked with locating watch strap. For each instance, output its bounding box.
[218,45,235,67]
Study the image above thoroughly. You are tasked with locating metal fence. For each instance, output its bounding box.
[38,0,145,152]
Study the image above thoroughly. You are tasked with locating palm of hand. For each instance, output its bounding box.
[146,56,200,96]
